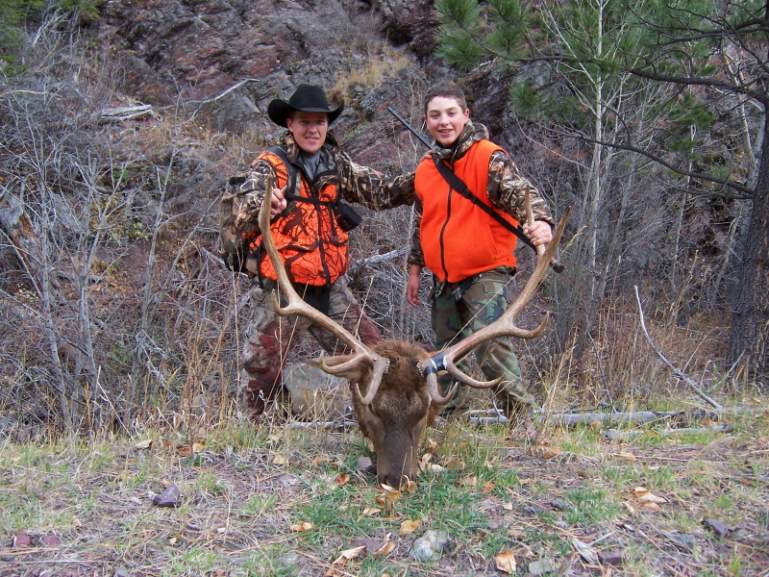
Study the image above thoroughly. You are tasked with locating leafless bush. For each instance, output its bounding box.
[0,13,244,435]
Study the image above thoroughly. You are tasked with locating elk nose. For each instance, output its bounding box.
[380,473,405,489]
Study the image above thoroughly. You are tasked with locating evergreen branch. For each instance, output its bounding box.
[583,137,754,197]
[626,66,768,105]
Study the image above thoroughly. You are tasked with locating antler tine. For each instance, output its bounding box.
[418,207,571,389]
[426,372,458,405]
[257,179,390,404]
[445,355,502,389]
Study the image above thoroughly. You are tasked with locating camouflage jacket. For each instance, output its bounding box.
[234,132,415,235]
[407,121,553,268]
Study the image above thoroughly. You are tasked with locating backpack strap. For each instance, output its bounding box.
[266,145,338,207]
[431,154,536,252]
[266,145,298,199]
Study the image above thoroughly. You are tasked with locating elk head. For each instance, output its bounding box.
[258,183,568,488]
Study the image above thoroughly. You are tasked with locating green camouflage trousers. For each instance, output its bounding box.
[432,268,535,417]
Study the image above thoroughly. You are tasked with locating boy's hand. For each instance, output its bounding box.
[523,220,552,247]
[406,265,422,306]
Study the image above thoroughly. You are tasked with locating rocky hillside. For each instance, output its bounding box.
[0,0,456,433]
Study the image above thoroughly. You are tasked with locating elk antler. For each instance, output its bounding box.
[257,181,390,405]
[419,193,571,404]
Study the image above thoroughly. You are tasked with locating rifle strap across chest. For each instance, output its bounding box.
[431,154,536,252]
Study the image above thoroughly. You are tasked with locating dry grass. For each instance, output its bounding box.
[0,403,767,577]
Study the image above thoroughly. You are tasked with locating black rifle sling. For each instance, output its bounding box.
[431,154,536,252]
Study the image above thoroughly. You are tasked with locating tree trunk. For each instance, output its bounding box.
[728,112,769,384]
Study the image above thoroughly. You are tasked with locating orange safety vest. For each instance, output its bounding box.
[415,139,519,283]
[250,150,348,286]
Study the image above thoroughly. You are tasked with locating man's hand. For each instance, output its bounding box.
[406,264,422,306]
[523,220,552,247]
[270,185,287,218]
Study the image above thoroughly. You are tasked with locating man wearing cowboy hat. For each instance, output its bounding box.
[230,84,414,418]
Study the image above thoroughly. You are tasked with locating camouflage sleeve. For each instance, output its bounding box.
[233,158,275,232]
[335,151,416,210]
[407,199,425,267]
[487,151,552,224]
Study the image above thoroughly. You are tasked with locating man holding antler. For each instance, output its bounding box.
[405,82,554,423]
[226,84,413,417]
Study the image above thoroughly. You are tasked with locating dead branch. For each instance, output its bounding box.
[603,423,733,441]
[634,286,722,411]
[348,247,408,277]
[98,104,154,123]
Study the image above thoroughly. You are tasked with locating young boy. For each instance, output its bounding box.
[405,82,553,420]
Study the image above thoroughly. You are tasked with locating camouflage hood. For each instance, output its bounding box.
[272,131,341,166]
[433,121,491,163]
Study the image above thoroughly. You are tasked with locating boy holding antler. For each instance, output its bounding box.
[405,82,554,422]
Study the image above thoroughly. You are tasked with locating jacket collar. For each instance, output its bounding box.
[433,121,490,163]
[275,132,338,184]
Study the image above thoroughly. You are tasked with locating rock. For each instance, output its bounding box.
[276,551,300,571]
[357,455,376,476]
[152,483,182,507]
[410,529,450,562]
[528,558,557,576]
[703,518,731,538]
[598,549,625,566]
[376,0,438,57]
[283,362,349,420]
[549,498,569,511]
[667,531,697,552]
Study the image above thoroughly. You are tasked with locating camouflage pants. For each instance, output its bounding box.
[432,268,535,417]
[241,276,381,418]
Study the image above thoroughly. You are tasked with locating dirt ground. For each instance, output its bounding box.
[1,404,768,577]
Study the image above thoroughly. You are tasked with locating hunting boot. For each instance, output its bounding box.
[499,395,538,442]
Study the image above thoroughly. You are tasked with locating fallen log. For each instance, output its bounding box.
[603,423,734,441]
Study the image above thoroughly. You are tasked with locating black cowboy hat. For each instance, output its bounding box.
[267,84,344,127]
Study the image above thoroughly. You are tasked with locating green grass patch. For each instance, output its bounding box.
[205,424,269,451]
[241,493,278,519]
[292,483,382,545]
[167,547,221,577]
[562,486,620,526]
[401,471,489,535]
[242,545,297,577]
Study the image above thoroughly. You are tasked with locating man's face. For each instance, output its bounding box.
[286,111,329,153]
[425,96,470,147]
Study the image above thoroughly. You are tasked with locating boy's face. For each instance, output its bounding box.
[425,96,470,147]
[286,111,329,153]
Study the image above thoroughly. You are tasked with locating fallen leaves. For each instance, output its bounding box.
[399,519,421,535]
[612,451,637,462]
[323,544,366,577]
[289,521,313,532]
[10,531,61,548]
[633,486,667,512]
[373,534,396,557]
[176,441,205,457]
[335,473,350,487]
[571,536,599,565]
[133,439,152,450]
[495,549,517,573]
[272,453,289,466]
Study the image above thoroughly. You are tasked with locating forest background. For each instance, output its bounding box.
[0,1,768,576]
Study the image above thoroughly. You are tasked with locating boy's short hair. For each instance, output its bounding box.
[423,82,469,114]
